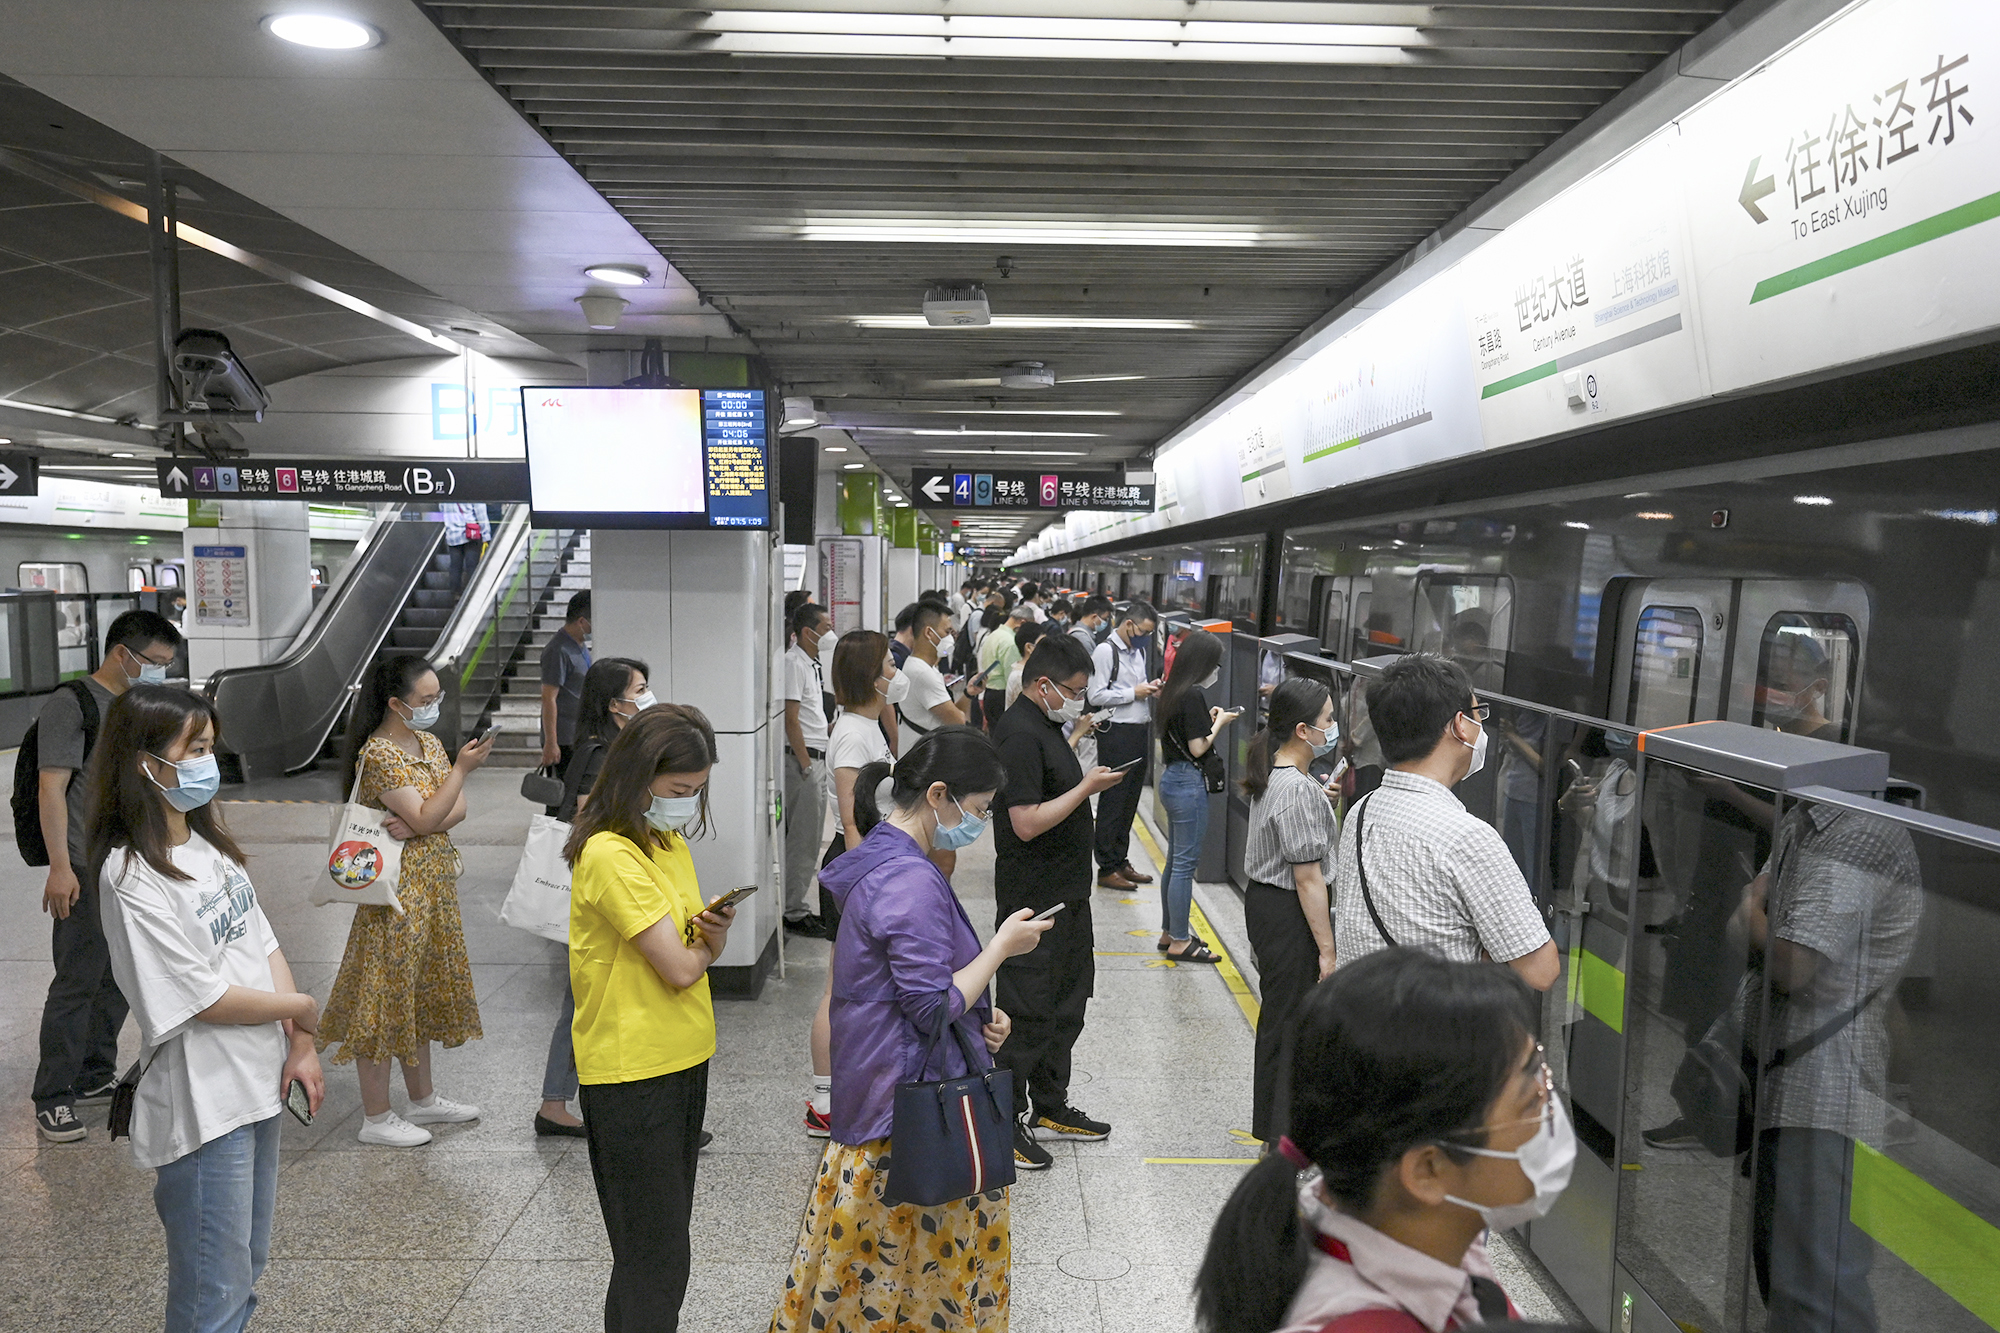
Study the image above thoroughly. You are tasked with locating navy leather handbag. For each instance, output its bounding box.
[882,1006,1016,1206]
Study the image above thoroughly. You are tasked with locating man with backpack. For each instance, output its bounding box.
[1088,600,1162,891]
[16,609,183,1141]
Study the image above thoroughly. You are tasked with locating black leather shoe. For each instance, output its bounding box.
[534,1112,586,1138]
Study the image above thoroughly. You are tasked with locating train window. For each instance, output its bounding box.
[127,564,153,592]
[156,563,182,588]
[1626,605,1704,730]
[1751,611,1860,743]
[1321,588,1347,655]
[19,561,88,594]
[1412,573,1513,692]
[1352,590,1381,659]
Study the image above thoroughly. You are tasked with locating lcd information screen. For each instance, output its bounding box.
[521,386,771,530]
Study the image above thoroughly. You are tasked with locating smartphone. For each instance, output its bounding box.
[475,721,504,744]
[1111,757,1144,772]
[706,884,760,913]
[285,1078,314,1127]
[942,674,966,689]
[1031,902,1068,921]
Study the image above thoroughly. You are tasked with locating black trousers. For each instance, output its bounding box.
[1093,722,1150,871]
[579,1063,710,1333]
[34,876,128,1110]
[1245,881,1321,1143]
[1752,1126,1878,1333]
[994,896,1094,1115]
[447,539,480,596]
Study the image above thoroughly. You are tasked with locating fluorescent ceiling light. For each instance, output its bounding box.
[842,462,865,470]
[1562,521,1590,530]
[1793,495,1834,506]
[852,315,1196,330]
[943,409,1122,417]
[584,264,650,287]
[803,219,1259,246]
[110,451,136,458]
[1060,373,1147,383]
[1636,511,1675,521]
[263,13,381,49]
[922,449,1091,457]
[858,428,1106,438]
[822,445,848,452]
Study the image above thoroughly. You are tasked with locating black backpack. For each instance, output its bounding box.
[12,679,101,867]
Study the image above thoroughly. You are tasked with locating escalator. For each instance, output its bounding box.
[208,506,587,783]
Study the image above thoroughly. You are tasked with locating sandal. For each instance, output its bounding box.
[1165,940,1221,965]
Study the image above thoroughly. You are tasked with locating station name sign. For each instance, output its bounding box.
[158,458,528,502]
[914,469,1154,512]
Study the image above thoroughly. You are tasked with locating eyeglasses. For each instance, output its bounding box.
[1047,679,1086,702]
[1461,703,1492,724]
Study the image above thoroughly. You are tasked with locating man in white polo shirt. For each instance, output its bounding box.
[783,601,833,940]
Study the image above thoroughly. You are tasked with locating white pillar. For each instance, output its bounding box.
[592,527,783,997]
[885,547,920,616]
[182,501,313,683]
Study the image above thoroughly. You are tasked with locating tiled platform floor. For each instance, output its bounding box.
[0,766,1577,1332]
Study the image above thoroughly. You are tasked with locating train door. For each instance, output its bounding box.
[1312,574,1376,661]
[1727,580,1869,741]
[1607,580,1733,730]
[1411,572,1513,692]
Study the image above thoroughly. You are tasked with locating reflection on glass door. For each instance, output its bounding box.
[1628,605,1705,730]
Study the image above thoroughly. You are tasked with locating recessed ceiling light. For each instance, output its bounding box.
[803,219,1261,247]
[584,264,650,287]
[922,449,1091,457]
[1636,511,1675,521]
[842,462,865,470]
[1793,495,1834,506]
[859,428,1106,438]
[852,315,1196,331]
[263,13,381,49]
[110,451,136,458]
[0,437,11,445]
[823,445,848,452]
[934,409,1122,417]
[1562,521,1589,530]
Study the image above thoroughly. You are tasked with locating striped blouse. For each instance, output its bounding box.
[1245,764,1341,888]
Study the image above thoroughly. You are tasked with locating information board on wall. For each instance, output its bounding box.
[523,387,772,529]
[192,545,250,628]
[819,537,864,636]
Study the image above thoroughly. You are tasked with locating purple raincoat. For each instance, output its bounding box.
[820,821,993,1146]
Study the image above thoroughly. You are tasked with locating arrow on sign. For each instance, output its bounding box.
[1739,156,1777,224]
[164,466,190,494]
[921,475,951,503]
[0,465,15,491]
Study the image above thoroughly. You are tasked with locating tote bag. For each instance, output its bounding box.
[883,1010,1016,1207]
[501,813,574,944]
[313,756,405,914]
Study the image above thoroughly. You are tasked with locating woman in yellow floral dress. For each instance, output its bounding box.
[318,654,494,1147]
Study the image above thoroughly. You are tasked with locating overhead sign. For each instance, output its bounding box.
[0,452,37,496]
[914,470,1154,512]
[157,459,527,502]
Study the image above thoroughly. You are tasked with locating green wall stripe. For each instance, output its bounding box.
[1479,358,1559,399]
[1751,188,2000,304]
[1571,947,1626,1034]
[1302,436,1364,463]
[1851,1140,2000,1329]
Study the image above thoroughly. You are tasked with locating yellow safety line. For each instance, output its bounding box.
[1131,815,1261,1032]
[1145,1157,1261,1166]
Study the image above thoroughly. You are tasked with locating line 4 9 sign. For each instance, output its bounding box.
[913,469,1153,512]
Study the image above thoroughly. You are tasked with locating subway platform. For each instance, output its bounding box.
[0,767,1576,1332]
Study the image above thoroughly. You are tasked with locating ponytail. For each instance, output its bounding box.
[1193,1153,1312,1333]
[1239,676,1330,801]
[852,758,895,835]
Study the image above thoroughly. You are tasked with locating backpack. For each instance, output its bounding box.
[12,679,102,868]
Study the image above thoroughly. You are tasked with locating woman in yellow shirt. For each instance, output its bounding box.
[564,703,737,1333]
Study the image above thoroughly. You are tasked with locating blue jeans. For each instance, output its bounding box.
[1159,761,1209,941]
[154,1113,282,1333]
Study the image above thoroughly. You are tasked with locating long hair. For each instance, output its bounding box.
[87,685,247,883]
[832,629,889,709]
[1158,627,1223,728]
[577,656,649,746]
[1193,949,1537,1333]
[342,654,434,794]
[564,703,719,866]
[1239,675,1331,801]
[853,725,1007,833]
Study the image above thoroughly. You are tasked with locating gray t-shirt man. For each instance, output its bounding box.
[38,677,115,869]
[539,630,591,749]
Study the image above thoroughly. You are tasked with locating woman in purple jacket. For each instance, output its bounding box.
[772,726,1051,1333]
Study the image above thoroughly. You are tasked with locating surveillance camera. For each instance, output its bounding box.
[173,328,270,417]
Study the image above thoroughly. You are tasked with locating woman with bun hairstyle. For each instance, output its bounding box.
[565,703,736,1333]
[92,685,324,1333]
[773,725,1053,1333]
[1194,948,1574,1333]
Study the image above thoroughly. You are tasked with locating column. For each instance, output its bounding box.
[182,500,313,682]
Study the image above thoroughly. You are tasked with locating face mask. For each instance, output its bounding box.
[146,752,221,813]
[125,649,169,687]
[1201,670,1221,690]
[1305,722,1339,759]
[881,672,912,705]
[818,634,837,674]
[1461,718,1488,778]
[645,793,701,833]
[1042,685,1086,726]
[1442,1096,1577,1232]
[933,797,990,851]
[1758,684,1816,722]
[398,699,441,732]
[617,691,657,720]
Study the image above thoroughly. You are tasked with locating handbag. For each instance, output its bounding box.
[500,813,574,944]
[882,1008,1017,1207]
[1196,746,1227,794]
[464,519,481,543]
[519,765,564,807]
[107,1046,165,1141]
[312,756,405,914]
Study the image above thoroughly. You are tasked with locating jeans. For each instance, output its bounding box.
[1753,1127,1878,1332]
[783,755,827,920]
[34,875,129,1110]
[1158,761,1209,941]
[542,986,578,1103]
[581,1064,710,1333]
[154,1114,282,1333]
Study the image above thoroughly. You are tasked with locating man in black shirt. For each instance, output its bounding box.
[992,634,1126,1169]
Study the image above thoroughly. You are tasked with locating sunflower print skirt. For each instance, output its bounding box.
[772,1138,1009,1333]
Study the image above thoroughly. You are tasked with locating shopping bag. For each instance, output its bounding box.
[314,758,404,914]
[501,813,574,944]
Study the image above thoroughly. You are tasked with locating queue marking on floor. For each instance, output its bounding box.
[1131,815,1261,1033]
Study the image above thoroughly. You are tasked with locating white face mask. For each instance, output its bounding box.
[1041,684,1086,725]
[881,671,911,705]
[1442,1096,1577,1232]
[817,633,837,674]
[1200,669,1220,690]
[1461,717,1489,779]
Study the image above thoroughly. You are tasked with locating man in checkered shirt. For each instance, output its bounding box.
[1331,654,1558,991]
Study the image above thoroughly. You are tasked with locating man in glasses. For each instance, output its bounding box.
[1329,653,1558,991]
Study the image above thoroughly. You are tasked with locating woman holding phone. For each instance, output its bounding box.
[773,726,1050,1333]
[92,685,325,1333]
[565,703,735,1333]
[1155,627,1237,963]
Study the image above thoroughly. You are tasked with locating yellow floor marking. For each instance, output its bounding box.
[1130,816,1262,1032]
[1227,1128,1264,1147]
[1145,1157,1261,1166]
[1116,897,1144,906]
[1145,958,1180,969]
[1126,928,1154,938]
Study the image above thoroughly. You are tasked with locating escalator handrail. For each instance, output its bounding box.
[428,505,533,673]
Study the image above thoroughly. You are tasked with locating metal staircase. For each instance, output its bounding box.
[484,531,591,767]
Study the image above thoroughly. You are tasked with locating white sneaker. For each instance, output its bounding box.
[404,1094,481,1126]
[357,1112,433,1147]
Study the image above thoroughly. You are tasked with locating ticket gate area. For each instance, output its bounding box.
[1266,648,2000,1333]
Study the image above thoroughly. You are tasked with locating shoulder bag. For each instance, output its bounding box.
[313,753,405,914]
[108,1045,165,1141]
[1350,794,1397,947]
[882,1006,1017,1207]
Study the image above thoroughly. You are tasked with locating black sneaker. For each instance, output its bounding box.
[74,1077,120,1104]
[1034,1103,1112,1142]
[1013,1116,1053,1170]
[785,914,833,940]
[1641,1117,1705,1151]
[36,1104,85,1143]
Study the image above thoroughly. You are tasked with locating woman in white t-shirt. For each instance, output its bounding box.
[91,685,324,1333]
[825,629,899,860]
